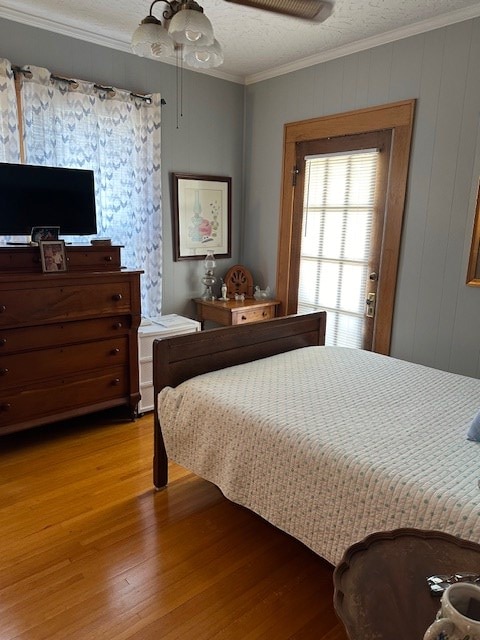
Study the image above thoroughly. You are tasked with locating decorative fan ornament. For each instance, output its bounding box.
[223,0,334,21]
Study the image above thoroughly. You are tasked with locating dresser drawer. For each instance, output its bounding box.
[0,282,133,327]
[0,245,122,273]
[0,337,128,389]
[66,247,121,271]
[231,304,276,325]
[0,316,131,355]
[0,366,129,430]
[0,249,42,273]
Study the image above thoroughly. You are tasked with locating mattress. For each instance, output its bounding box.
[158,346,480,564]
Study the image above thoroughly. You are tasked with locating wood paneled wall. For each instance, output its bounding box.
[244,18,480,378]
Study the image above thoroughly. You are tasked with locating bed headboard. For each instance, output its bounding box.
[153,311,326,392]
[152,312,326,488]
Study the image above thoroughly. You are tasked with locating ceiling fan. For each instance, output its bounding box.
[132,0,334,70]
[223,0,334,22]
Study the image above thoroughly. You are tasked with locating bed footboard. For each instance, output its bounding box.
[152,311,326,488]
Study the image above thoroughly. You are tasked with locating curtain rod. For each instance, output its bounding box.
[11,64,166,105]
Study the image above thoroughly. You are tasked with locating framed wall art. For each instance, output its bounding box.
[171,172,232,261]
[466,181,480,286]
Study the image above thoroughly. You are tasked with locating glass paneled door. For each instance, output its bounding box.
[295,131,391,350]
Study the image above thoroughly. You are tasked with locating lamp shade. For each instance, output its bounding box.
[131,18,175,58]
[183,39,224,68]
[168,9,214,46]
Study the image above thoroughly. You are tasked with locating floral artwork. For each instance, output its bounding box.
[171,173,231,260]
[187,189,220,245]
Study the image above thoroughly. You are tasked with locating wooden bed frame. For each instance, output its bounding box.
[152,312,327,488]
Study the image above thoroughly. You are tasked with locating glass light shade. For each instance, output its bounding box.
[168,9,214,46]
[204,250,216,270]
[131,19,175,58]
[201,250,216,299]
[183,39,224,68]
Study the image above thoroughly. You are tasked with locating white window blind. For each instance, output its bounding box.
[298,149,379,348]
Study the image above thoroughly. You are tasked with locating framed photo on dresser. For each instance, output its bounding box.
[39,240,67,273]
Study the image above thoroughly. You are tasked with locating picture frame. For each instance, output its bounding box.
[39,240,67,273]
[31,226,60,244]
[466,181,480,286]
[171,172,232,261]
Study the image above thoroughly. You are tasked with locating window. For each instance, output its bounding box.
[276,100,415,354]
[0,59,163,317]
[298,149,379,347]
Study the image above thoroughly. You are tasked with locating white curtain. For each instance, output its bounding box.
[0,58,20,163]
[18,65,163,317]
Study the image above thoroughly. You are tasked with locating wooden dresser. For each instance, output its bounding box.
[0,245,142,436]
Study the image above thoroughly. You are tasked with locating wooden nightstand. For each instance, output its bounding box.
[193,298,280,328]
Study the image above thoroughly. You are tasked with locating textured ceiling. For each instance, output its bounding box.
[0,0,479,83]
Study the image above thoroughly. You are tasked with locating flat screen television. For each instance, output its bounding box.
[0,162,97,236]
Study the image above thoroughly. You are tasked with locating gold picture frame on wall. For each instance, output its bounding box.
[466,181,480,286]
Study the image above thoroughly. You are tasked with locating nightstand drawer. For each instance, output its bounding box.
[140,358,153,385]
[232,305,276,324]
[194,298,280,327]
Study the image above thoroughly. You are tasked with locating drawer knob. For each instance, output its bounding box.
[111,348,120,355]
[0,368,8,376]
[112,378,121,386]
[0,338,6,346]
[105,255,113,262]
[0,403,11,412]
[241,315,247,320]
[0,305,6,313]
[113,322,123,330]
[262,311,268,317]
[112,293,123,301]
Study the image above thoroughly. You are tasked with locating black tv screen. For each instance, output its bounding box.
[0,162,97,236]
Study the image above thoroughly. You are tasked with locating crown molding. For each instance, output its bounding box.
[1,4,479,87]
[245,4,480,85]
[0,5,245,85]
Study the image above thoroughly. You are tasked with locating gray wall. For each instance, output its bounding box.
[1,16,480,378]
[244,18,480,378]
[0,18,245,320]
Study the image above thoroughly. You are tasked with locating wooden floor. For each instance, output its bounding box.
[0,411,348,640]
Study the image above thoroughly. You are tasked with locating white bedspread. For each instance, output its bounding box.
[158,346,480,564]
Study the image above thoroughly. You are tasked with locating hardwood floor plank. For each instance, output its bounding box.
[0,412,348,639]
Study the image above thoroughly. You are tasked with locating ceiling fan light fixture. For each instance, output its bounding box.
[168,2,214,46]
[183,39,224,68]
[132,0,220,69]
[223,0,334,22]
[132,16,175,57]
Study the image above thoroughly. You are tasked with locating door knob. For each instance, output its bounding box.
[366,292,376,318]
